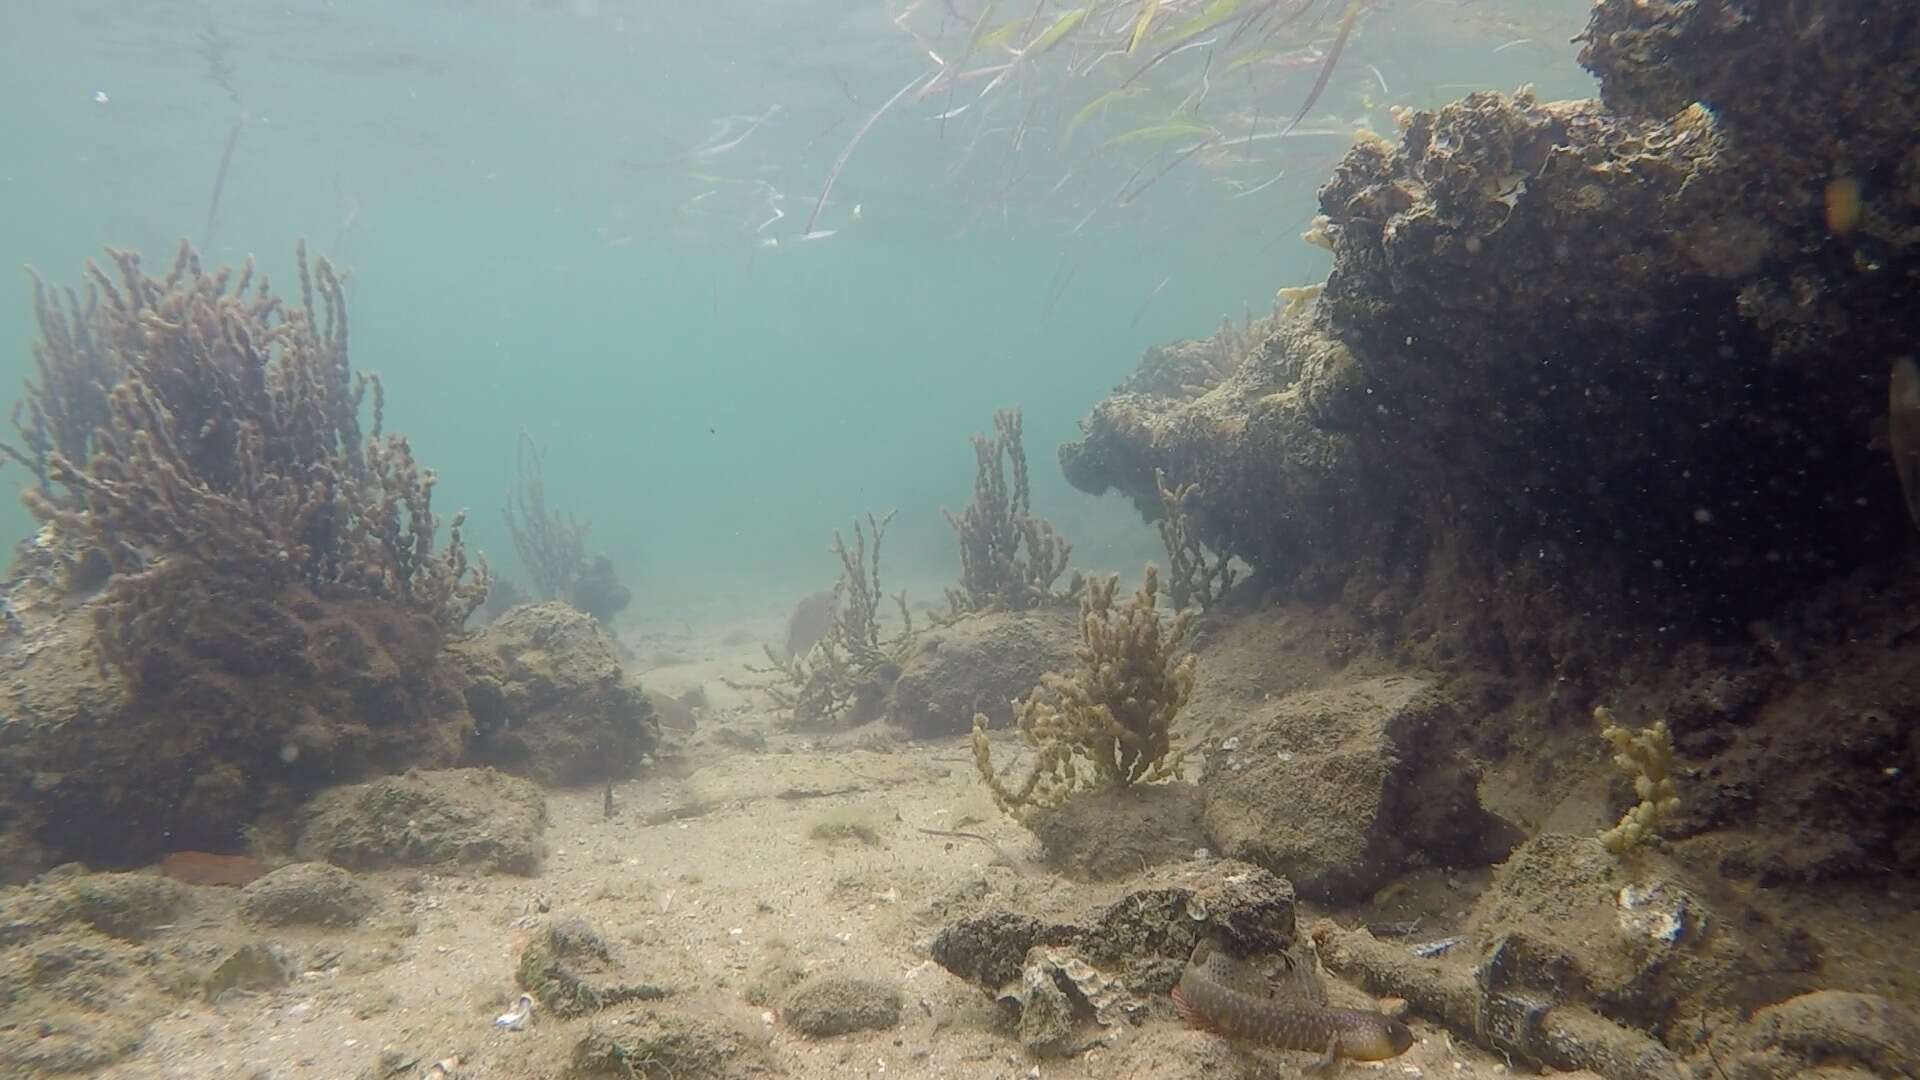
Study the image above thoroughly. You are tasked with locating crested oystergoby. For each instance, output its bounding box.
[1170,939,1414,1068]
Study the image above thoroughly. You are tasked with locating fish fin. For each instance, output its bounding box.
[1196,944,1271,999]
[1270,943,1329,1005]
[1170,984,1210,1029]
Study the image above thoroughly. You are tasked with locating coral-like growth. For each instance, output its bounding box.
[1154,468,1234,612]
[1595,705,1681,854]
[973,564,1195,820]
[0,270,120,498]
[943,408,1077,614]
[760,512,915,729]
[8,241,487,656]
[504,430,589,601]
[502,430,629,622]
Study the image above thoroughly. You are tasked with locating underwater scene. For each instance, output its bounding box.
[0,0,1916,1077]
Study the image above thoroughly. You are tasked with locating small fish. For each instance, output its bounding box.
[1171,940,1414,1067]
[495,992,535,1030]
[1409,936,1462,959]
[93,90,110,105]
[800,229,838,242]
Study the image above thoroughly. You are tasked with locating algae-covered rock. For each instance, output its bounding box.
[780,974,902,1037]
[48,871,188,942]
[887,607,1079,737]
[447,601,657,786]
[240,862,375,927]
[515,917,668,1019]
[295,767,547,875]
[0,579,471,881]
[1201,674,1516,902]
[568,1007,757,1079]
[0,868,190,948]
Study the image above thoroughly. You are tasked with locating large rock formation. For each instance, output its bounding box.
[1063,0,1920,636]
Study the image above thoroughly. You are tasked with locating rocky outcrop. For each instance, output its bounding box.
[0,574,471,879]
[1063,2,1920,632]
[0,581,655,881]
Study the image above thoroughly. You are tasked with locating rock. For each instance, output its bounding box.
[53,871,189,942]
[1466,833,1818,1033]
[447,601,658,785]
[931,863,1297,1062]
[1200,674,1517,901]
[240,863,375,927]
[202,941,294,1000]
[295,768,547,875]
[1728,991,1920,1080]
[0,582,471,879]
[569,1008,756,1079]
[515,917,668,1018]
[1025,782,1207,881]
[887,607,1079,737]
[780,974,903,1037]
[931,858,1295,1000]
[930,911,1059,993]
[0,869,189,945]
[0,928,155,1073]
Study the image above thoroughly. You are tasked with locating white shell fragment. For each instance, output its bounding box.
[494,992,535,1031]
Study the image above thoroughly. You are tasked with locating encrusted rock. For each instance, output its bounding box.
[931,858,1295,1001]
[887,607,1079,737]
[239,862,375,928]
[447,601,657,785]
[1201,675,1517,902]
[295,767,547,875]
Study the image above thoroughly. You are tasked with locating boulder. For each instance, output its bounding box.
[295,767,547,875]
[447,601,657,785]
[1200,674,1517,901]
[887,607,1079,737]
